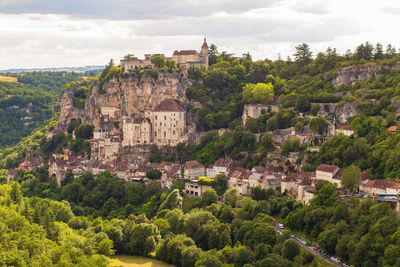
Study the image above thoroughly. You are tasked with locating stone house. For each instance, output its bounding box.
[359,179,400,196]
[184,180,213,197]
[315,164,343,187]
[182,160,205,179]
[297,185,316,204]
[208,157,242,178]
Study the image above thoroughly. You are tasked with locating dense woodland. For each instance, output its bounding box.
[0,72,84,148]
[2,42,400,266]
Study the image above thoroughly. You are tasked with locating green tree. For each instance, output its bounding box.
[242,83,274,104]
[10,181,22,204]
[195,249,224,267]
[234,247,253,267]
[125,223,161,256]
[341,165,362,192]
[146,169,162,179]
[159,189,183,211]
[151,55,166,68]
[223,188,241,208]
[202,189,218,206]
[309,115,328,134]
[294,43,312,66]
[281,239,300,261]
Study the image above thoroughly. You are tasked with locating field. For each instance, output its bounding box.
[109,255,173,267]
[0,76,18,83]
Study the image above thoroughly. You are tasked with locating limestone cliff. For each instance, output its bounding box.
[58,71,192,129]
[329,64,400,88]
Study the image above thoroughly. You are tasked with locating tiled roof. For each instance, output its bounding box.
[214,157,233,167]
[154,99,185,112]
[173,50,198,56]
[364,179,400,190]
[388,126,398,132]
[316,164,340,173]
[183,160,204,169]
[338,125,354,131]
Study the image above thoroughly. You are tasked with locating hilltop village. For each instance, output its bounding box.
[7,41,400,210]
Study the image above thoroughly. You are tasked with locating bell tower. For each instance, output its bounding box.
[200,37,209,68]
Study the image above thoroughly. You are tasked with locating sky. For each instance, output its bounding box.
[0,0,399,69]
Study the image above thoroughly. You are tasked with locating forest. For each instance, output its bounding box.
[0,72,84,148]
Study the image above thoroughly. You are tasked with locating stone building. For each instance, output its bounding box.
[101,106,119,119]
[122,98,188,147]
[315,164,343,187]
[182,160,205,179]
[120,39,209,72]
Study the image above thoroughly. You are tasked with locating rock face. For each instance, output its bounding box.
[330,64,400,88]
[58,71,192,129]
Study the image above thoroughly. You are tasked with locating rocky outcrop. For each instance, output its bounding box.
[58,71,192,129]
[330,64,400,88]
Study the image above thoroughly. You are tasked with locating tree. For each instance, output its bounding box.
[195,249,224,267]
[281,239,300,261]
[125,223,161,256]
[146,169,162,179]
[374,43,384,60]
[151,55,166,68]
[242,83,274,104]
[294,43,312,66]
[341,166,361,192]
[123,54,138,60]
[202,189,218,206]
[181,246,203,267]
[234,247,253,267]
[218,229,232,249]
[102,197,118,216]
[309,115,328,134]
[159,189,183,211]
[223,188,241,208]
[10,181,22,204]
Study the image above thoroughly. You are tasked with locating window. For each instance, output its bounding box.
[155,131,157,137]
[155,116,158,120]
[164,131,166,137]
[164,116,166,120]
[173,130,175,135]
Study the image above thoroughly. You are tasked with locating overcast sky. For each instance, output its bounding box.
[0,0,399,69]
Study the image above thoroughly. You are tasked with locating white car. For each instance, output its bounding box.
[278,223,284,229]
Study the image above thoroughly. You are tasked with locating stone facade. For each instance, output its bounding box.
[122,98,187,147]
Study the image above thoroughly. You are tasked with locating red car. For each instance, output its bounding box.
[312,247,318,251]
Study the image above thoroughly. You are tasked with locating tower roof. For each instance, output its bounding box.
[154,99,185,112]
[201,37,208,49]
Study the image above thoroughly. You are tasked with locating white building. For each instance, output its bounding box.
[315,164,343,187]
[336,125,355,136]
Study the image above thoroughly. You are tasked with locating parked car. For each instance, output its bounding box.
[278,223,284,229]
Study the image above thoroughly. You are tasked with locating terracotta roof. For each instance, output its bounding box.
[388,126,398,132]
[173,50,198,56]
[183,160,204,169]
[338,125,354,131]
[316,164,340,173]
[154,99,185,112]
[214,157,233,168]
[18,161,31,170]
[132,118,149,124]
[363,179,400,190]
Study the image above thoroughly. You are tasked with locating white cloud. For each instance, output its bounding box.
[0,0,399,69]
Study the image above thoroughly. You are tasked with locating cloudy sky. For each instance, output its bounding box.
[0,0,399,69]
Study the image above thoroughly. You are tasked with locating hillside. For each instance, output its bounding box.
[0,72,85,148]
[3,42,400,267]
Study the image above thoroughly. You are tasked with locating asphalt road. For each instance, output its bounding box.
[272,223,346,267]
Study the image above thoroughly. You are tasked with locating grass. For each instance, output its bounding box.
[109,255,173,267]
[0,76,18,83]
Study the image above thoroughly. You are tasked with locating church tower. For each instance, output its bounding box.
[201,37,209,68]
